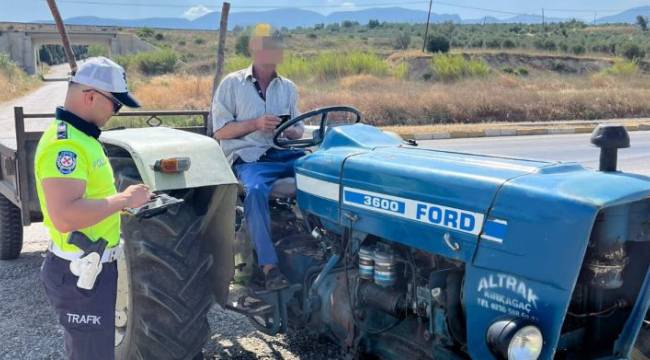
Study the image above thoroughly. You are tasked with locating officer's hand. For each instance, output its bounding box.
[255,115,281,132]
[122,184,152,209]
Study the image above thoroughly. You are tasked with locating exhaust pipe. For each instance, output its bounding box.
[590,125,630,172]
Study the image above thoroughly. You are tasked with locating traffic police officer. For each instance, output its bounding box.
[36,57,151,359]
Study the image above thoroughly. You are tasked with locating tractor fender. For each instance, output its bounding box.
[100,127,237,191]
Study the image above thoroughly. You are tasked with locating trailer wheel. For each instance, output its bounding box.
[0,194,23,260]
[111,156,214,360]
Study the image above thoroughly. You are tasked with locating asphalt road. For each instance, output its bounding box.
[419,131,650,176]
[0,63,71,146]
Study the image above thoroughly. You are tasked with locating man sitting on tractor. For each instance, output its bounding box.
[211,24,304,290]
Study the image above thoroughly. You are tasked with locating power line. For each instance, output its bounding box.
[34,0,626,18]
[43,0,431,10]
[544,8,624,14]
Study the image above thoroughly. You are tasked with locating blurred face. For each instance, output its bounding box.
[250,36,284,68]
[81,88,122,126]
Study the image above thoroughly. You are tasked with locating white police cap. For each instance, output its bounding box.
[71,56,140,108]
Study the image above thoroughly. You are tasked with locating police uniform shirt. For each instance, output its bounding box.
[34,107,119,253]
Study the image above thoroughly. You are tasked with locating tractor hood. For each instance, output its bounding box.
[297,123,650,269]
[296,123,650,360]
[296,124,559,262]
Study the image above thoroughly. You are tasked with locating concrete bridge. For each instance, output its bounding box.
[0,26,154,75]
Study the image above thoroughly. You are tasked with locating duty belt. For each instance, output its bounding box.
[48,241,122,263]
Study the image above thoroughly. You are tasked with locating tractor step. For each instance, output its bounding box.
[225,284,302,336]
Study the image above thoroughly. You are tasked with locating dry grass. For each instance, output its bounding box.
[0,55,40,103]
[130,68,650,127]
[131,75,212,110]
[301,72,650,126]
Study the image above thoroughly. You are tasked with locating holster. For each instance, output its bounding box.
[67,231,108,290]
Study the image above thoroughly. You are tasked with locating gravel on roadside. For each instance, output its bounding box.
[0,224,342,360]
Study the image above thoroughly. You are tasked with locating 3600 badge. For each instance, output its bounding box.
[56,151,77,175]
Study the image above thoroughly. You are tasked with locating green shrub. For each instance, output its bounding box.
[87,44,108,57]
[117,49,179,75]
[391,62,409,79]
[544,40,557,51]
[502,39,517,49]
[368,20,380,29]
[516,67,529,76]
[469,38,484,48]
[136,27,154,38]
[307,33,317,39]
[572,44,586,55]
[430,54,490,82]
[603,60,639,77]
[393,32,411,50]
[327,23,340,32]
[502,66,528,76]
[278,54,310,79]
[235,34,250,57]
[619,43,646,61]
[426,35,450,53]
[194,37,205,45]
[276,51,388,80]
[225,55,251,74]
[311,51,389,79]
[637,15,648,32]
[0,53,16,71]
[154,33,164,41]
[485,38,501,48]
[559,42,569,52]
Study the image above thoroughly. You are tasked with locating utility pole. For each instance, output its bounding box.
[46,0,77,75]
[593,11,597,25]
[212,2,230,97]
[542,8,545,33]
[208,1,230,134]
[422,0,433,52]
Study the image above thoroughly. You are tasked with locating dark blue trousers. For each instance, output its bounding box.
[233,148,304,266]
[40,252,117,360]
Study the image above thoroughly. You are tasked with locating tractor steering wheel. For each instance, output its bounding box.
[273,106,362,148]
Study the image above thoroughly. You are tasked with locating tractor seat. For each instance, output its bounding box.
[269,177,297,199]
[236,177,297,199]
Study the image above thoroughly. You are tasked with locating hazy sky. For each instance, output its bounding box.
[1,0,647,22]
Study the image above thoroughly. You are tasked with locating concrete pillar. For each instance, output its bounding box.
[22,35,35,75]
[109,38,117,57]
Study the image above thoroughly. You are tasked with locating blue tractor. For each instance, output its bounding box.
[227,106,650,360]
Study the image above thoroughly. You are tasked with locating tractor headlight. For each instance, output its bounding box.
[508,325,543,359]
[487,318,543,360]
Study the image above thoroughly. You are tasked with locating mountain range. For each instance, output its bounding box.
[40,6,650,30]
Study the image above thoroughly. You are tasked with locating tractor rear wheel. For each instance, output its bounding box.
[0,193,23,260]
[111,156,214,360]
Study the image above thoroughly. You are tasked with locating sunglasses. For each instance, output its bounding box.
[83,89,123,114]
